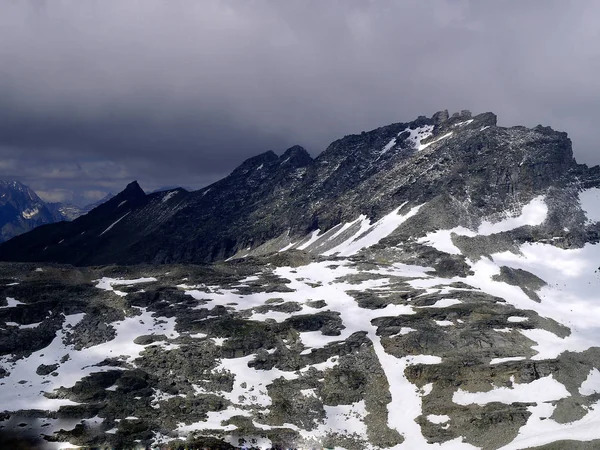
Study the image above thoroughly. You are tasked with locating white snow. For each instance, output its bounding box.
[95,277,157,294]
[490,356,526,365]
[428,414,450,424]
[177,408,248,433]
[482,241,600,358]
[297,229,321,250]
[320,400,368,436]
[421,298,462,308]
[478,196,548,235]
[419,131,453,151]
[579,188,600,223]
[99,211,131,236]
[189,332,207,339]
[434,320,454,327]
[0,308,179,411]
[454,119,474,127]
[382,137,397,154]
[19,321,42,329]
[278,241,296,252]
[161,191,177,203]
[402,125,434,151]
[1,297,25,308]
[453,375,569,406]
[118,200,127,207]
[507,316,528,323]
[419,196,548,254]
[579,368,600,396]
[497,400,600,449]
[324,204,423,256]
[388,327,417,337]
[22,207,40,219]
[238,275,259,283]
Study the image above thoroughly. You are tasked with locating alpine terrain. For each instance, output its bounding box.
[0,181,63,243]
[1,110,600,449]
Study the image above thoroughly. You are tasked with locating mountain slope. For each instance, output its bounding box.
[0,110,596,267]
[0,181,61,243]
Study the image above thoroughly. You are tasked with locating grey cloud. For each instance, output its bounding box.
[1,0,599,202]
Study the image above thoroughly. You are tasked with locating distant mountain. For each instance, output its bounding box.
[1,109,597,266]
[83,192,115,212]
[0,180,60,242]
[47,193,115,221]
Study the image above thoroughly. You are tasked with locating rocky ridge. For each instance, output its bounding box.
[1,110,594,265]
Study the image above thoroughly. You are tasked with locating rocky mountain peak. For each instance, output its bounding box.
[121,180,145,197]
[230,150,279,177]
[279,145,313,168]
[431,109,450,123]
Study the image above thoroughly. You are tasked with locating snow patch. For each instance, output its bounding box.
[453,375,569,406]
[324,204,423,256]
[381,137,397,154]
[454,119,474,127]
[297,229,321,250]
[428,414,450,424]
[419,131,453,151]
[22,207,40,219]
[490,356,526,365]
[99,212,131,236]
[419,196,548,254]
[1,297,25,308]
[580,368,600,396]
[162,191,177,203]
[579,188,600,223]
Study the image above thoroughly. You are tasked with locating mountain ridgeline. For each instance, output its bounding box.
[0,110,596,265]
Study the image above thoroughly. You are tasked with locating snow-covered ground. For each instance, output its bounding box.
[3,190,600,449]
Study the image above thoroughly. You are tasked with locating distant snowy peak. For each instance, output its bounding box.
[0,180,58,242]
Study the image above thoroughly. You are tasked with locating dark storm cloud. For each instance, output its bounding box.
[1,0,599,202]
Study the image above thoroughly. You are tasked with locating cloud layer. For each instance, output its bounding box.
[1,0,599,203]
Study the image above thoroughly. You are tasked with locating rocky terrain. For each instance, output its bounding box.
[1,110,600,449]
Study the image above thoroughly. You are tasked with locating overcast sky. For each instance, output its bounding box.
[1,0,599,205]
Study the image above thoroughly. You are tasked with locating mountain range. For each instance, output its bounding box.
[1,109,595,266]
[2,110,600,449]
